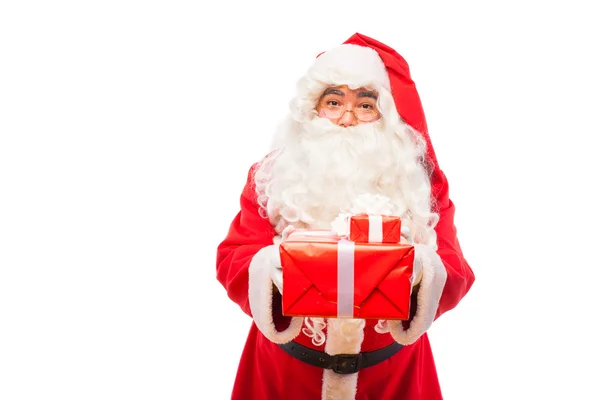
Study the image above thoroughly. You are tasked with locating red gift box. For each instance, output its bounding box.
[349,214,402,243]
[279,230,414,320]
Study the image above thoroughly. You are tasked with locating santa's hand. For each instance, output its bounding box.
[268,225,296,293]
[412,250,423,287]
[400,225,414,244]
[399,226,421,286]
[271,263,284,295]
[260,244,284,294]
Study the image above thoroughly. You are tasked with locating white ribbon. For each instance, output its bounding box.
[367,215,383,243]
[337,239,355,318]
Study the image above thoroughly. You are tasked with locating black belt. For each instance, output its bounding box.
[278,340,403,374]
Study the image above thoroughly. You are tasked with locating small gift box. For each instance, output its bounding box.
[348,214,402,243]
[279,230,414,320]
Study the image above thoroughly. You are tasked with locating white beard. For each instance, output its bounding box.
[255,116,435,242]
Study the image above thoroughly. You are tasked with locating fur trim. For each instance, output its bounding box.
[248,245,303,343]
[310,44,391,91]
[387,244,447,345]
[321,319,365,400]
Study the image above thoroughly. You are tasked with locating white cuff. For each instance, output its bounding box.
[248,245,303,344]
[387,243,447,345]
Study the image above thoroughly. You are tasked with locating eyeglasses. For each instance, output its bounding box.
[319,104,380,122]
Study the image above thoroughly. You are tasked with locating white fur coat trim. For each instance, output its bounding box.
[248,245,303,344]
[388,243,447,345]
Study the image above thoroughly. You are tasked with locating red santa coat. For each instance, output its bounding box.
[216,162,475,399]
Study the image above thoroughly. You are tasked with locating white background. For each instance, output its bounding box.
[1,1,599,399]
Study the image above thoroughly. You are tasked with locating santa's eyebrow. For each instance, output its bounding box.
[357,91,378,100]
[322,88,345,96]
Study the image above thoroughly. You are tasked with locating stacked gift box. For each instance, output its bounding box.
[279,214,415,320]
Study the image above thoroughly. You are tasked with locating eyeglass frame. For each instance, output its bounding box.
[324,108,380,122]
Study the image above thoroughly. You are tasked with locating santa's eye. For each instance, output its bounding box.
[327,100,341,107]
[359,103,374,110]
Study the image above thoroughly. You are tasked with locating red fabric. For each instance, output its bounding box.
[215,33,475,399]
[216,163,275,318]
[232,322,443,400]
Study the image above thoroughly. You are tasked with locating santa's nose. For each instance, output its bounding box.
[338,109,358,127]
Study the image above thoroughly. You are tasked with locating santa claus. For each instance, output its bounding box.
[216,33,475,400]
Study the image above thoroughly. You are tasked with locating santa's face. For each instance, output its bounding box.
[315,85,381,126]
